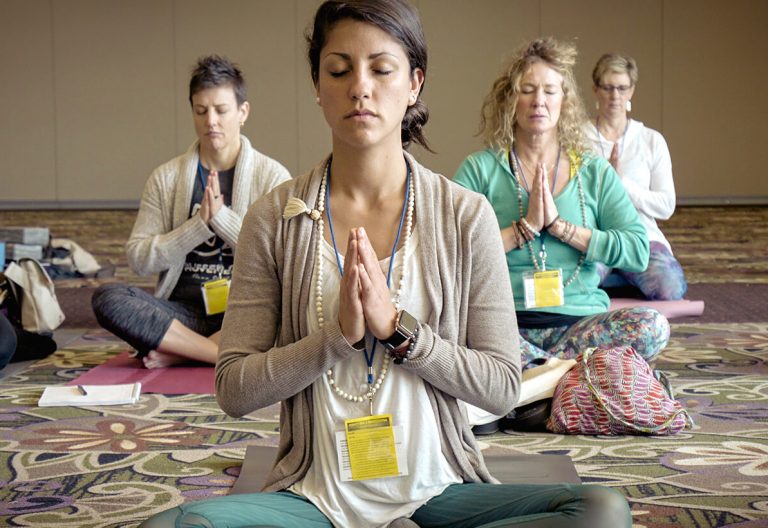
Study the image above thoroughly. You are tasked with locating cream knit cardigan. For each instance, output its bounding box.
[216,152,522,491]
[126,136,290,299]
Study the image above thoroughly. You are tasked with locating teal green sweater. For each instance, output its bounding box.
[454,148,649,316]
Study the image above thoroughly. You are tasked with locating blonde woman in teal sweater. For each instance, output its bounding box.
[454,38,670,367]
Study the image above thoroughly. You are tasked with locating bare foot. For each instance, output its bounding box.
[142,350,189,369]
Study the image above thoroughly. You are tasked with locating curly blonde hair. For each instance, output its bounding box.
[480,37,589,153]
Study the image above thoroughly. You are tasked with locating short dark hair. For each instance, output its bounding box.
[188,55,247,107]
[306,0,431,151]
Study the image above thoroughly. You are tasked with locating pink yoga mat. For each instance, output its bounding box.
[69,351,215,394]
[609,298,705,319]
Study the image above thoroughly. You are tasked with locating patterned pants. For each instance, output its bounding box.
[598,241,687,300]
[519,307,670,364]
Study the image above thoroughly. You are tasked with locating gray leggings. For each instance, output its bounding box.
[91,283,222,356]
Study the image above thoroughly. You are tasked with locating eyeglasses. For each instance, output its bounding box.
[598,84,632,94]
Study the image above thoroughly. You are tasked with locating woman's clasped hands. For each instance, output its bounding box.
[338,227,397,347]
[199,171,224,224]
[525,162,559,233]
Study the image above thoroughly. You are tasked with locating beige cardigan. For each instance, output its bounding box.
[216,152,521,491]
[126,135,290,299]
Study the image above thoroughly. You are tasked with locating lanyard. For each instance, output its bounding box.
[325,161,412,383]
[197,161,208,189]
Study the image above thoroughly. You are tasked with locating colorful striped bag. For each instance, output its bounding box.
[546,346,693,435]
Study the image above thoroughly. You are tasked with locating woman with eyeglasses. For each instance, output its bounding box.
[586,53,687,300]
[454,39,670,429]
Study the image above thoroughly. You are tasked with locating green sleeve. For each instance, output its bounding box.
[453,153,487,195]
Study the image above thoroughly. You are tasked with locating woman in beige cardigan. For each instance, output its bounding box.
[92,55,289,368]
[141,1,631,526]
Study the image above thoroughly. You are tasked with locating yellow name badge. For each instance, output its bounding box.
[342,414,399,481]
[201,278,230,315]
[523,269,564,309]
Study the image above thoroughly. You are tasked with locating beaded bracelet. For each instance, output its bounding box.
[520,217,540,238]
[511,222,524,248]
[517,221,529,242]
[517,223,526,247]
[563,221,575,243]
[392,328,419,365]
[557,220,577,245]
[545,215,560,231]
[565,221,577,244]
[519,220,536,242]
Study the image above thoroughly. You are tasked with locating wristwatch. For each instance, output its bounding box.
[382,310,418,351]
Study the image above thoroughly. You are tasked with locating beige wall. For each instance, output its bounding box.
[1,0,766,207]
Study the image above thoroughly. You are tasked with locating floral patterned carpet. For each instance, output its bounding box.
[1,206,766,526]
[1,323,767,528]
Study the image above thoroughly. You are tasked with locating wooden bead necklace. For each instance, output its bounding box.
[315,160,415,405]
[509,149,586,286]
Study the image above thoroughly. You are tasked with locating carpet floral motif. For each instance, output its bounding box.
[0,324,766,527]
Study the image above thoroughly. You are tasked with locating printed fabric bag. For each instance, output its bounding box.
[2,258,65,334]
[546,346,693,435]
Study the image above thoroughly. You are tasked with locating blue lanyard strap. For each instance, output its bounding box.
[325,159,412,382]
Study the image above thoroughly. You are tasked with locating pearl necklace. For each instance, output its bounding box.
[314,160,415,405]
[509,150,586,287]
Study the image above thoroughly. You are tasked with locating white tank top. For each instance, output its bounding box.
[291,230,461,527]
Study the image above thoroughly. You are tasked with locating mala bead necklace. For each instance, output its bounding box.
[286,160,414,408]
[509,149,587,287]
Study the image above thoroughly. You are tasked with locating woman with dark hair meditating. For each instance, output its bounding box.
[141,2,631,527]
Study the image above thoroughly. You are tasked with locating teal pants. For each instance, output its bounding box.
[139,482,631,528]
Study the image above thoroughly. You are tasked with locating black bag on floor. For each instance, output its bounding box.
[0,275,57,364]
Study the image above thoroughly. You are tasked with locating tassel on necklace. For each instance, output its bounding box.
[283,197,321,221]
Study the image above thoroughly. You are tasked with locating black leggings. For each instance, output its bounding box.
[91,283,222,356]
[0,312,17,369]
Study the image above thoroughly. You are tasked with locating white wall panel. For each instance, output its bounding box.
[53,0,176,203]
[0,0,57,202]
[174,0,298,176]
[0,0,766,206]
